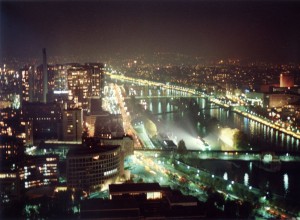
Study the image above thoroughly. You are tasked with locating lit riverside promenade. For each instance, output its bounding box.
[108,73,300,153]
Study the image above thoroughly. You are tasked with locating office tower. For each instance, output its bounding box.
[85,63,105,97]
[53,65,68,92]
[66,63,104,112]
[46,64,69,103]
[21,65,34,102]
[0,66,21,108]
[61,108,83,142]
[42,48,48,103]
[35,65,44,102]
[67,65,88,109]
[87,63,105,112]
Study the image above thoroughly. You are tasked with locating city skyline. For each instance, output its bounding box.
[1,1,300,218]
[1,0,300,63]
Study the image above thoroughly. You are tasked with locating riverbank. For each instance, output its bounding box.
[110,73,300,143]
[207,97,300,143]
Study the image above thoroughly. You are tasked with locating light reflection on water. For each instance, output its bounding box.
[149,101,153,112]
[284,173,289,195]
[244,173,249,186]
[209,105,299,151]
[223,172,228,180]
[194,160,299,205]
[125,83,300,150]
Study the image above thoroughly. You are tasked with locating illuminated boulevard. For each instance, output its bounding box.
[104,73,300,219]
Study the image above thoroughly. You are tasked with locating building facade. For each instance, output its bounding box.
[22,102,63,142]
[0,170,20,203]
[264,93,300,108]
[20,65,34,103]
[66,145,121,192]
[61,108,83,142]
[101,136,134,157]
[19,154,59,189]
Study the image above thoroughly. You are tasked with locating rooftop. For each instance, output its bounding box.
[67,145,120,157]
[81,198,140,219]
[109,183,161,194]
[81,198,139,211]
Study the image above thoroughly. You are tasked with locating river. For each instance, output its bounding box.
[113,79,300,210]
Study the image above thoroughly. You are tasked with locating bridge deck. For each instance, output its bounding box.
[125,95,203,99]
[134,149,300,161]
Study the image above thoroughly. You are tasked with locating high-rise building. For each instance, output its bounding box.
[65,63,104,112]
[61,108,83,142]
[53,65,68,92]
[42,48,48,103]
[0,66,21,108]
[46,64,69,103]
[34,65,44,102]
[67,65,89,109]
[20,65,34,103]
[86,63,105,98]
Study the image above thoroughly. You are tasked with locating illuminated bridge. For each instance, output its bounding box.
[134,149,300,162]
[124,95,203,100]
[152,106,225,115]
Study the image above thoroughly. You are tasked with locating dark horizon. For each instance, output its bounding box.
[1,0,300,63]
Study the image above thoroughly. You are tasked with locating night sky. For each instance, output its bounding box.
[1,0,300,62]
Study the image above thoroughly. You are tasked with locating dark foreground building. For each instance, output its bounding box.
[81,183,206,219]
